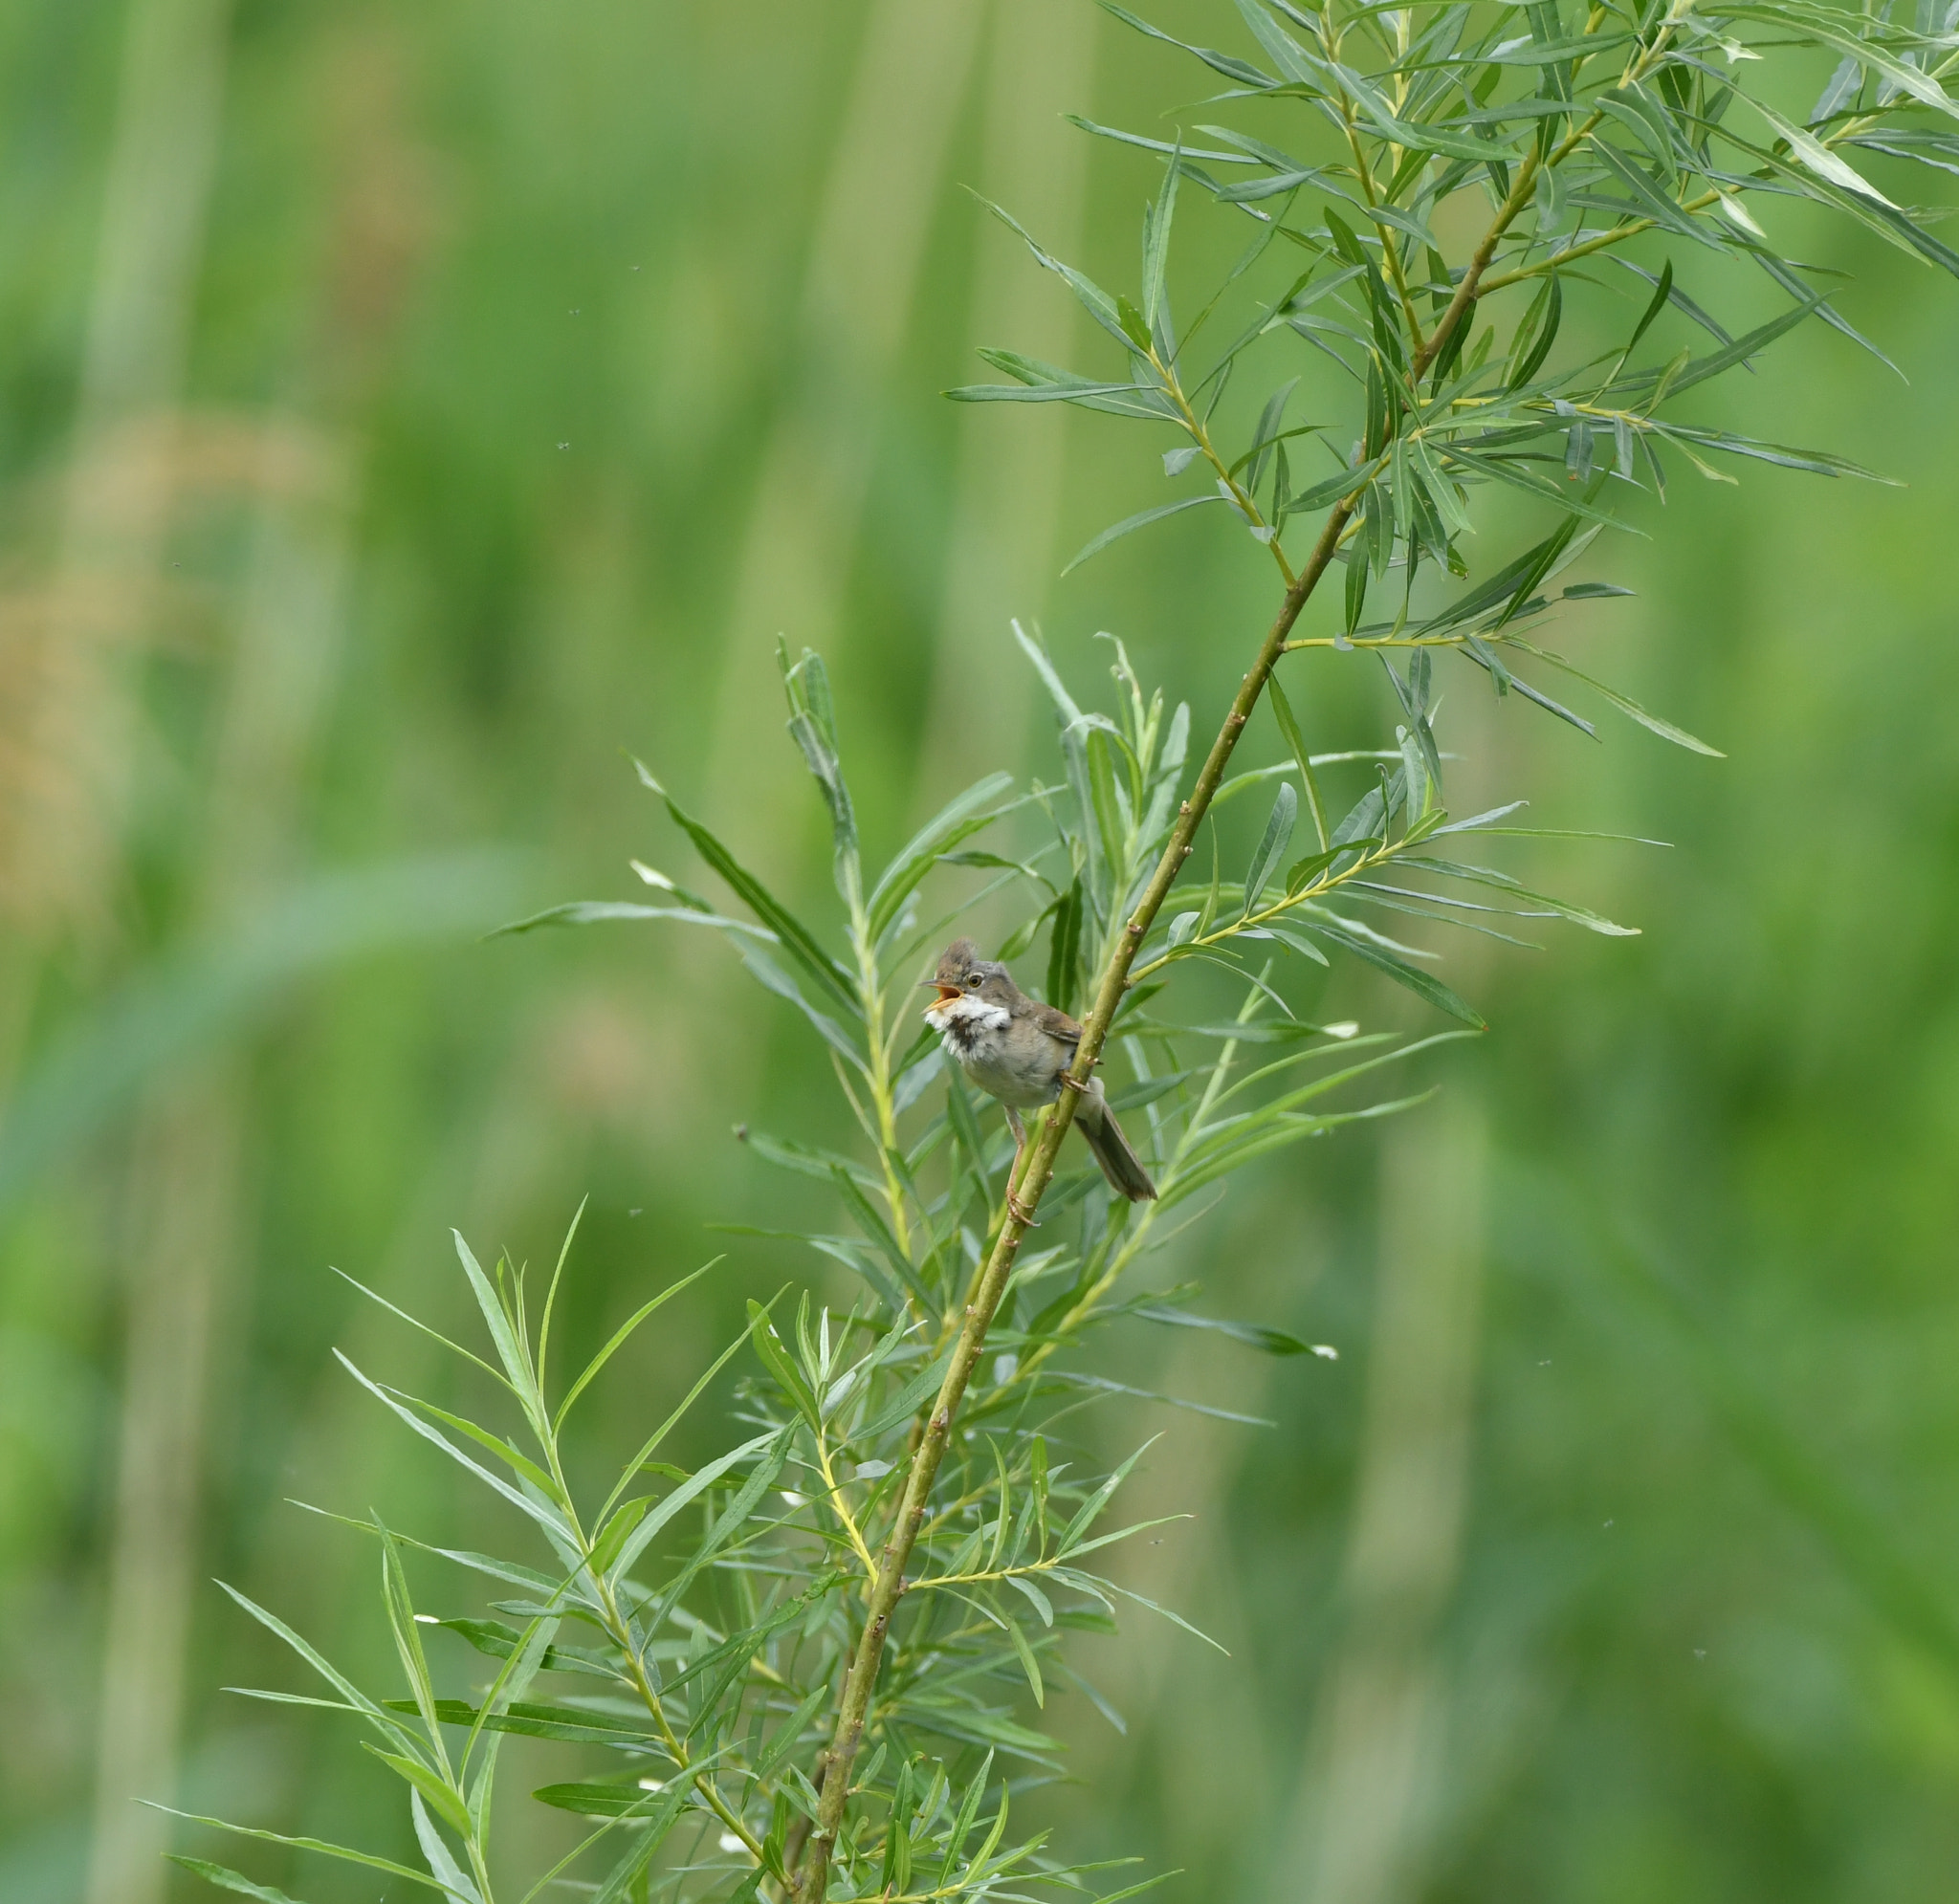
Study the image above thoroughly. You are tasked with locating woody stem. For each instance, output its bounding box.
[797,492,1360,1900]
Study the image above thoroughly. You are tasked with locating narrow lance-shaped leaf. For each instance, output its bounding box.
[1504,638,1726,755]
[975,194,1140,348]
[634,759,860,1017]
[145,1809,451,1898]
[1243,782,1297,918]
[1058,1438,1159,1556]
[737,946,866,1073]
[333,1354,570,1543]
[608,1429,784,1582]
[410,1790,482,1904]
[1305,913,1486,1027]
[488,901,777,939]
[1061,494,1227,577]
[1134,1304,1324,1355]
[1141,141,1181,349]
[554,1259,717,1432]
[451,1230,535,1412]
[1047,875,1084,1019]
[166,1859,309,1904]
[1266,671,1328,850]
[866,771,1016,940]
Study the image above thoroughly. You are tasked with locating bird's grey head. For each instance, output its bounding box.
[928,938,1016,1009]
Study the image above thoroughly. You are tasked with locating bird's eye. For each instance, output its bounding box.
[966,972,983,987]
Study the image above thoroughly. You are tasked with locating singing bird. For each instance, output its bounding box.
[923,938,1156,1205]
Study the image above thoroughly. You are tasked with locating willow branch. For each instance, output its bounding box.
[795,82,1639,1904]
[796,491,1361,1900]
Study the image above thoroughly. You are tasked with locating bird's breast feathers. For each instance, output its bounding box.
[924,994,1011,1043]
[926,996,1066,1107]
[926,997,1011,1079]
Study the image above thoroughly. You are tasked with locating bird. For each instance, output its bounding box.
[922,937,1157,1209]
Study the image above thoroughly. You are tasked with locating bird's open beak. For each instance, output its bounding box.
[922,982,962,1015]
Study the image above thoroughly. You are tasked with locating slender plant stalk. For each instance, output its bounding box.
[795,12,1721,1848]
[800,492,1370,1904]
[794,93,1607,1893]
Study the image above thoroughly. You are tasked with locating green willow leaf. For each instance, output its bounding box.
[737,947,865,1071]
[974,193,1136,346]
[382,1697,657,1744]
[859,1346,957,1440]
[1061,494,1228,576]
[553,1260,717,1432]
[1586,137,1724,249]
[1133,1304,1319,1354]
[867,772,1017,940]
[1307,916,1486,1026]
[1745,94,1898,207]
[1100,3,1277,90]
[487,901,776,939]
[608,1428,785,1581]
[145,1811,448,1897]
[1141,140,1181,342]
[1242,782,1298,916]
[634,759,860,1017]
[1505,638,1726,755]
[334,1355,570,1542]
[166,1858,309,1904]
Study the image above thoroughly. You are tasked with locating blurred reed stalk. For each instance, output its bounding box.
[45,1,237,1899]
[74,15,379,1900]
[679,0,985,1109]
[88,436,352,1904]
[77,18,441,1893]
[916,0,1099,792]
[1290,1092,1487,1904]
[699,0,982,871]
[7,0,231,956]
[1288,628,1504,1904]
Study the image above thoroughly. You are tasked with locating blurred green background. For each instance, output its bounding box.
[4,1,1957,1900]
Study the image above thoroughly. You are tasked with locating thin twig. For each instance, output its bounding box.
[798,490,1361,1904]
[795,21,1761,1889]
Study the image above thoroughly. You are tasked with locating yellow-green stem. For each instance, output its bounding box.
[797,485,1363,1901]
[793,43,1703,1893]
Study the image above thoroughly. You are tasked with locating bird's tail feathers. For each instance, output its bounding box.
[1074,1086,1157,1203]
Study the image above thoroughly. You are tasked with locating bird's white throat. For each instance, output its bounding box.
[925,994,1010,1045]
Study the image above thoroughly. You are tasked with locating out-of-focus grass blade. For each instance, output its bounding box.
[0,850,520,1215]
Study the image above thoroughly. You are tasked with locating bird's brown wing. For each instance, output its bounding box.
[1028,1001,1084,1046]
